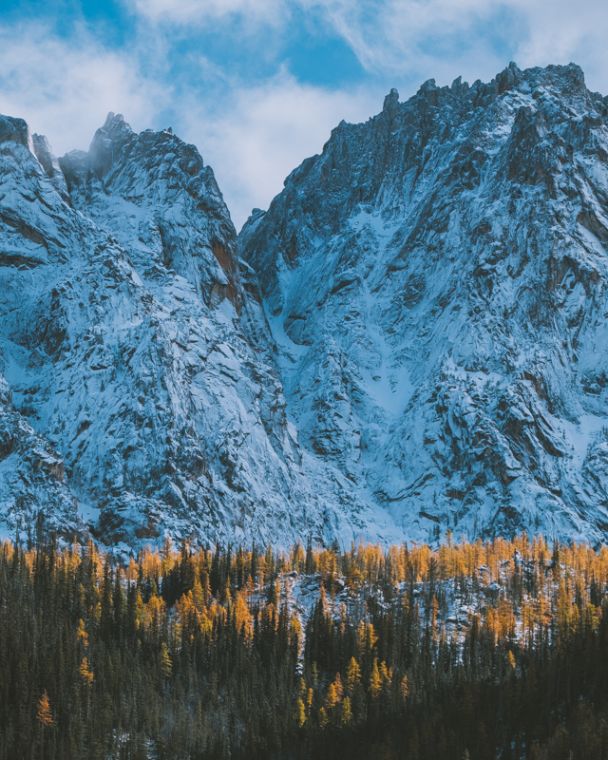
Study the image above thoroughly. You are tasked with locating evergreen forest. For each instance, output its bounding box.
[2,534,608,758]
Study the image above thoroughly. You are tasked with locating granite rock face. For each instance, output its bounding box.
[0,112,335,545]
[3,63,608,546]
[240,63,608,544]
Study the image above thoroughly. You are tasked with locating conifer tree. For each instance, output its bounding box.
[36,691,54,728]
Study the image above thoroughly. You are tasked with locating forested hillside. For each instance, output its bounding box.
[2,535,608,758]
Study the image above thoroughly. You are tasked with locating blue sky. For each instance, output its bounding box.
[0,0,606,227]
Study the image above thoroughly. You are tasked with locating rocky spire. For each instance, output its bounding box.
[495,61,521,93]
[89,112,134,176]
[383,88,400,113]
[0,114,29,147]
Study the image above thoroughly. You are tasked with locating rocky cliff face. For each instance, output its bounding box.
[3,62,608,546]
[240,63,608,544]
[0,112,340,546]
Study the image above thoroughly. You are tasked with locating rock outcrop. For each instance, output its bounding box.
[3,63,608,546]
[240,63,608,544]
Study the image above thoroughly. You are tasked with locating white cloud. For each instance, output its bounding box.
[303,0,608,92]
[3,0,608,232]
[0,24,166,154]
[304,0,497,72]
[180,71,378,229]
[126,0,286,25]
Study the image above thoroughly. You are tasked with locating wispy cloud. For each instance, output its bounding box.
[127,0,286,25]
[1,0,608,230]
[180,71,377,227]
[0,23,165,154]
[124,0,608,91]
[312,0,608,91]
[302,0,503,73]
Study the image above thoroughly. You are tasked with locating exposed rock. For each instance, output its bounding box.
[3,63,608,547]
[240,62,608,545]
[0,113,338,545]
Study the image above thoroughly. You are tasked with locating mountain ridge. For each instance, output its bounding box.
[2,61,608,546]
[240,61,608,544]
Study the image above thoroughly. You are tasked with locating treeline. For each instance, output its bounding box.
[1,534,608,758]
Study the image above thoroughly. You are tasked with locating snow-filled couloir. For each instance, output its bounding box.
[3,62,608,546]
[240,63,608,545]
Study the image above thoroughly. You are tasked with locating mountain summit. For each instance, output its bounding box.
[240,62,608,544]
[0,112,325,545]
[2,63,608,545]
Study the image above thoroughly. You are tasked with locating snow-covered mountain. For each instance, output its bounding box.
[240,62,608,545]
[3,62,608,546]
[0,112,335,545]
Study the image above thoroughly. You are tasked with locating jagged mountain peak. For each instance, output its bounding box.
[99,110,132,135]
[63,113,218,198]
[239,61,608,544]
[370,63,592,142]
[245,62,601,251]
[0,114,30,148]
[88,112,134,174]
[0,105,334,546]
[420,61,586,100]
[58,114,239,305]
[2,62,608,548]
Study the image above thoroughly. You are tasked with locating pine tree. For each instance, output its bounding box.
[296,698,306,728]
[340,696,353,727]
[400,674,410,703]
[369,658,382,699]
[160,642,173,679]
[36,691,54,728]
[346,656,362,693]
[79,657,94,687]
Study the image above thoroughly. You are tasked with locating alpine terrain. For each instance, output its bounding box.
[2,62,608,547]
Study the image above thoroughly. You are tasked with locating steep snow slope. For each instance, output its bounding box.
[0,113,347,545]
[240,63,608,544]
[3,62,608,547]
